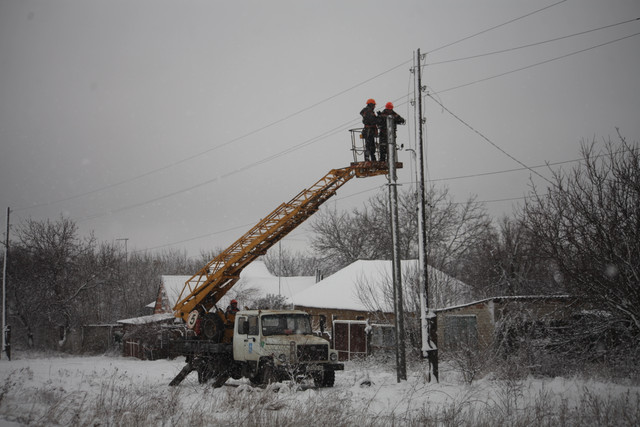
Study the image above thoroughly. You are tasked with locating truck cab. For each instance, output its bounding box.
[233,310,342,387]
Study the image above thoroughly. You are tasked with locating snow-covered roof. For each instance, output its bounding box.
[234,260,317,302]
[436,294,574,313]
[160,261,316,310]
[292,259,471,312]
[117,313,174,325]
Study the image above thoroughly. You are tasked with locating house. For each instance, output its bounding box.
[117,313,175,359]
[436,295,580,352]
[293,259,473,360]
[293,259,472,325]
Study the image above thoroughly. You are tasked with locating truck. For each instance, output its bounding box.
[169,309,341,387]
[168,144,401,388]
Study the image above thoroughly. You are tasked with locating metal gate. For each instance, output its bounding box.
[333,320,368,361]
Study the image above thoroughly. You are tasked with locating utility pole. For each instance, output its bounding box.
[116,238,129,261]
[387,116,407,382]
[2,207,11,360]
[415,49,438,381]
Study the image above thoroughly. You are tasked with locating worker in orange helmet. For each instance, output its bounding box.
[359,99,382,162]
[377,102,405,162]
[226,299,240,315]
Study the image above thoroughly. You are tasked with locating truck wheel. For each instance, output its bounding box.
[200,313,224,342]
[196,355,231,388]
[197,364,214,384]
[313,370,335,387]
[260,361,279,385]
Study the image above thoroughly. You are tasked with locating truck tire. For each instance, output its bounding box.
[197,364,214,384]
[260,361,279,385]
[313,370,335,387]
[200,313,224,342]
[197,355,231,388]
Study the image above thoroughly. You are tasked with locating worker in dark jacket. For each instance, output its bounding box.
[377,102,405,162]
[226,299,239,315]
[360,99,381,162]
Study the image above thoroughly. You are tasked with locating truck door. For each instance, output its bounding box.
[234,315,260,361]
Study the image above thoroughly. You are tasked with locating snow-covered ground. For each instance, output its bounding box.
[1,352,639,426]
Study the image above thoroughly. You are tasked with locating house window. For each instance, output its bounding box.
[444,315,478,349]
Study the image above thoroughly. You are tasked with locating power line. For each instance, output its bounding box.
[77,25,636,227]
[426,0,568,55]
[134,222,254,254]
[132,147,616,254]
[426,94,554,186]
[17,5,599,217]
[77,117,362,223]
[427,17,640,66]
[428,158,579,182]
[434,30,640,95]
[15,60,411,214]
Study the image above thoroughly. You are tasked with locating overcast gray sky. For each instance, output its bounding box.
[1,0,639,258]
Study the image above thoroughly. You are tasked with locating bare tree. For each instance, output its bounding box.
[523,134,640,339]
[309,205,381,273]
[354,261,472,354]
[310,186,491,282]
[426,188,493,278]
[458,216,557,298]
[9,217,98,348]
[262,248,321,277]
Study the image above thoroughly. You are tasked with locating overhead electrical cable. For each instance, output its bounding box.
[427,17,640,66]
[135,222,254,254]
[426,94,554,186]
[434,30,640,95]
[16,59,411,213]
[135,145,616,252]
[76,117,363,223]
[426,0,568,55]
[16,1,581,216]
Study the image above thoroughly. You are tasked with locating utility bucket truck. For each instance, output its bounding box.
[168,148,401,388]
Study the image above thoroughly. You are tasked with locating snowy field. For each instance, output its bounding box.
[1,352,639,426]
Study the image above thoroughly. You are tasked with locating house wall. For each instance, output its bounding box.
[436,296,580,351]
[437,301,495,351]
[295,305,393,329]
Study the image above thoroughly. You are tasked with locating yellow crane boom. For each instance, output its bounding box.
[173,162,399,322]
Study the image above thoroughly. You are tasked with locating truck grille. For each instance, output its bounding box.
[297,344,328,361]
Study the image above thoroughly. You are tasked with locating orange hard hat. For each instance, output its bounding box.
[366,98,376,105]
[231,299,238,304]
[385,102,394,109]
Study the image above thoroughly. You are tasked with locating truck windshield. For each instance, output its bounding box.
[261,314,312,336]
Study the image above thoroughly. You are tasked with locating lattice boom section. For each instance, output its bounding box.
[174,164,389,320]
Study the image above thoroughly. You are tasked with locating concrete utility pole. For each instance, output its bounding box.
[116,238,129,261]
[2,207,10,360]
[387,117,407,382]
[415,48,438,381]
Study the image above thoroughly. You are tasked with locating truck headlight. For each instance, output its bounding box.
[330,352,338,362]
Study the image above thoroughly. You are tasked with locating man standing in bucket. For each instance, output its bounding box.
[377,102,405,162]
[360,98,381,162]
